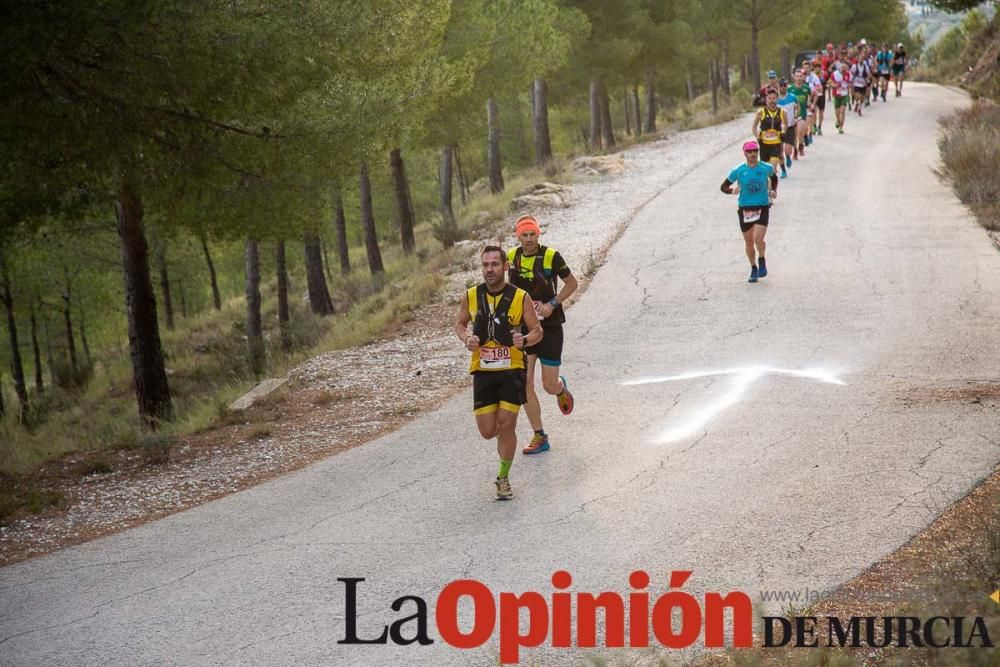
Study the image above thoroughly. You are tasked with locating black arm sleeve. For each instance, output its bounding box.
[720,178,734,194]
[769,174,778,190]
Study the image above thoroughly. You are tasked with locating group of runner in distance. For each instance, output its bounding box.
[457,38,907,500]
[722,39,907,283]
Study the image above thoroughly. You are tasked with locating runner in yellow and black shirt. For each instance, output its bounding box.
[455,245,543,500]
[751,84,786,186]
[507,215,577,456]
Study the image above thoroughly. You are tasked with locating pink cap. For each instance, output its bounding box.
[742,140,759,152]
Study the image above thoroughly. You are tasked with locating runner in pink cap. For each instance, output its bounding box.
[720,141,777,283]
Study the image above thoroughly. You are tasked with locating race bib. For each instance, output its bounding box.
[479,345,512,369]
[762,129,779,142]
[743,208,761,223]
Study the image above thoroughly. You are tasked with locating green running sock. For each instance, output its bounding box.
[498,459,512,479]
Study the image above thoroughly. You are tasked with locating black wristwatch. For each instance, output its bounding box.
[548,297,560,307]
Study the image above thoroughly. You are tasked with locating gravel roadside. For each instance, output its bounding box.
[0,113,755,566]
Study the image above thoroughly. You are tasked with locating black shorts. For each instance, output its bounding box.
[782,125,797,146]
[879,71,891,80]
[816,95,826,111]
[759,142,782,165]
[738,205,771,233]
[525,324,564,366]
[473,369,526,415]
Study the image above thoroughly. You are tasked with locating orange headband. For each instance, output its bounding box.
[515,215,541,236]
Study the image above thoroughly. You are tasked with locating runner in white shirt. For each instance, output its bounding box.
[850,58,870,116]
[802,63,822,146]
[832,62,850,134]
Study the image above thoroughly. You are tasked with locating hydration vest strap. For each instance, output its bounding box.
[473,283,516,346]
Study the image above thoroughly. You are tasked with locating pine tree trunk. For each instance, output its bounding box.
[276,240,291,351]
[741,53,748,87]
[454,145,469,205]
[177,280,187,319]
[304,233,335,315]
[155,237,174,331]
[486,96,504,194]
[0,372,4,418]
[644,68,657,134]
[632,85,642,137]
[115,172,173,427]
[389,148,417,254]
[200,235,222,311]
[750,21,761,91]
[722,45,731,97]
[0,248,28,409]
[30,301,43,395]
[781,46,791,80]
[599,83,615,149]
[589,77,602,150]
[686,69,694,102]
[43,317,55,384]
[624,87,632,136]
[244,239,265,377]
[439,145,458,243]
[321,241,334,283]
[711,60,720,113]
[332,184,351,274]
[79,305,92,368]
[532,78,553,165]
[359,160,385,275]
[62,282,77,371]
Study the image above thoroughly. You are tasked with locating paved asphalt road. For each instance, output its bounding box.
[2,83,997,665]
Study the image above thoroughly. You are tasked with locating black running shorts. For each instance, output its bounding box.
[738,205,771,233]
[759,142,783,165]
[525,324,563,366]
[782,126,797,146]
[473,369,526,414]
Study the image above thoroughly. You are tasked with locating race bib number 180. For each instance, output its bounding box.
[479,346,512,369]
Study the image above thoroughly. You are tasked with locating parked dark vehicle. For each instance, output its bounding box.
[794,51,819,70]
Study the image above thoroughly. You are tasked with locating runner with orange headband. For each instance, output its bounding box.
[507,215,578,455]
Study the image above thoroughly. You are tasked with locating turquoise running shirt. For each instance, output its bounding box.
[728,162,774,208]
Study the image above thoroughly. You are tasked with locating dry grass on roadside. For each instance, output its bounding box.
[937,100,1000,231]
[695,467,1000,666]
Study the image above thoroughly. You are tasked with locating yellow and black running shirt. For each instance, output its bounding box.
[757,107,784,144]
[467,284,528,373]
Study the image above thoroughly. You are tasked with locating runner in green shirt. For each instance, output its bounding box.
[787,70,813,157]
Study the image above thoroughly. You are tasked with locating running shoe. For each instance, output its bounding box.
[758,257,767,278]
[838,127,844,134]
[495,476,514,500]
[748,266,759,283]
[785,155,792,168]
[556,376,574,416]
[523,432,550,455]
[780,169,787,179]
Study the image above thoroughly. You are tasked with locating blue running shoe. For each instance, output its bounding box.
[758,257,767,277]
[523,432,550,455]
[748,266,759,283]
[785,156,792,168]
